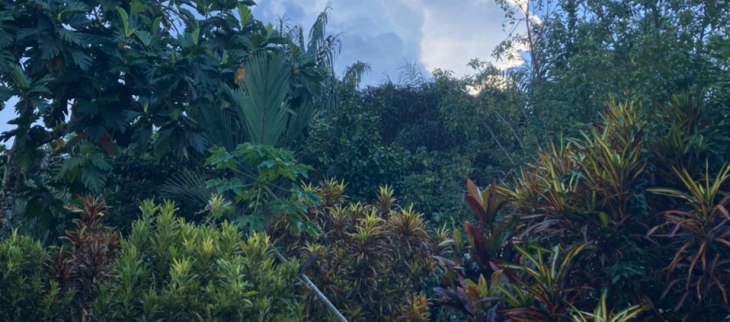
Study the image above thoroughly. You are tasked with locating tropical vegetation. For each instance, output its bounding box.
[0,0,728,321]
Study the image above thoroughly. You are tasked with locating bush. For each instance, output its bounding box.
[1,196,307,322]
[49,197,120,319]
[270,180,450,321]
[298,75,533,226]
[436,99,730,322]
[92,200,305,322]
[0,230,73,321]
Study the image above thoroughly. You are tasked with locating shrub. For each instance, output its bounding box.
[0,230,72,321]
[270,180,448,321]
[92,200,305,322]
[436,98,730,321]
[648,164,730,310]
[49,196,120,319]
[569,290,646,322]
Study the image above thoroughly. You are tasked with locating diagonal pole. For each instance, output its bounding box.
[272,248,348,322]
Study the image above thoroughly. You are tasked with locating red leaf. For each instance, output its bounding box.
[465,222,491,269]
[465,179,488,225]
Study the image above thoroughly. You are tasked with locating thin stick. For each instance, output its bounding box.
[272,248,349,322]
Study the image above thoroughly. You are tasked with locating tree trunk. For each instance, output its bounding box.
[0,140,19,239]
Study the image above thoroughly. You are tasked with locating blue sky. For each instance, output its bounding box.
[0,0,522,142]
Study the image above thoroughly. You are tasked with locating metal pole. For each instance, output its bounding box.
[272,248,349,322]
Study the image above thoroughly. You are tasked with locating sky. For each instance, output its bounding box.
[0,0,523,143]
[252,0,523,85]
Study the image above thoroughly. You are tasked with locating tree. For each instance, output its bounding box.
[492,0,730,145]
[0,0,335,235]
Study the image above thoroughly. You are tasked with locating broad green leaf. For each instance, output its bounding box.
[192,26,200,46]
[70,50,91,71]
[237,4,253,28]
[151,16,162,34]
[130,0,145,15]
[116,7,131,37]
[38,38,61,59]
[221,50,229,64]
[134,30,153,46]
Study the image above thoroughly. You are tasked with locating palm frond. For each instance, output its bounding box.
[188,104,244,151]
[160,170,213,208]
[343,61,371,88]
[234,51,291,146]
[284,99,320,143]
[308,5,338,71]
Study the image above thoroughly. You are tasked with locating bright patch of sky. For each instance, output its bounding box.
[252,0,526,85]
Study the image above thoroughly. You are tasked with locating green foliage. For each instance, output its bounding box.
[92,200,305,322]
[648,164,730,309]
[460,179,516,272]
[0,0,336,234]
[234,51,295,146]
[0,230,73,321]
[570,290,645,322]
[436,96,730,321]
[270,181,446,321]
[493,0,729,143]
[647,95,730,184]
[299,71,529,225]
[3,147,70,238]
[54,141,112,193]
[3,196,309,322]
[299,85,413,201]
[503,244,588,322]
[0,0,333,158]
[0,0,729,321]
[207,144,311,185]
[104,150,200,230]
[201,143,316,233]
[49,197,120,318]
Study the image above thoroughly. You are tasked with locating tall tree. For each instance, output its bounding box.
[0,0,334,236]
[493,0,729,142]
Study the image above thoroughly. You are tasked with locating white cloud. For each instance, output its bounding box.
[419,0,532,75]
[497,40,530,69]
[254,0,525,84]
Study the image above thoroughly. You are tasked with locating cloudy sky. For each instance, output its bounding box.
[252,0,521,85]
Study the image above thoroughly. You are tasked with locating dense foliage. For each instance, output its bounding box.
[0,0,728,320]
[271,181,449,321]
[298,0,730,227]
[0,0,335,237]
[93,200,304,322]
[1,197,306,322]
[436,100,730,321]
[0,230,73,321]
[298,70,532,225]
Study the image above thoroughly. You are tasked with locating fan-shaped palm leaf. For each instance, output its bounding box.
[231,51,291,146]
[160,170,213,208]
